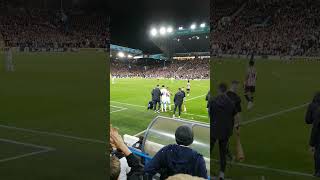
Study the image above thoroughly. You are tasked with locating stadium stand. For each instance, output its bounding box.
[0,8,109,51]
[211,0,320,57]
[111,58,209,79]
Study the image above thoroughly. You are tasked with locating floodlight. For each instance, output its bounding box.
[117,52,125,58]
[200,23,206,28]
[159,27,166,35]
[167,27,173,33]
[150,28,158,37]
[190,24,196,30]
[128,54,133,58]
[178,26,184,30]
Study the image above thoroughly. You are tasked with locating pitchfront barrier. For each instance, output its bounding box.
[126,116,210,177]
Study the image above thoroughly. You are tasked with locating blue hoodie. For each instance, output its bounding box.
[144,144,207,179]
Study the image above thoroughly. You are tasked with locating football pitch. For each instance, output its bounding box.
[0,51,107,179]
[110,78,210,136]
[211,58,320,179]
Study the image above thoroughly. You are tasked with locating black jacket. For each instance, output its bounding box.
[309,107,320,147]
[306,94,320,124]
[151,87,161,101]
[174,91,184,105]
[126,153,144,180]
[209,94,237,140]
[226,90,242,113]
[206,91,211,108]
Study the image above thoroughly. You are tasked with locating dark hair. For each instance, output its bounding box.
[313,92,320,104]
[218,83,228,93]
[110,156,121,180]
[157,84,159,87]
[249,60,255,66]
[162,85,165,87]
[175,125,194,146]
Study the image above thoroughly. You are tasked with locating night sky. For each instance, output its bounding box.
[109,0,209,54]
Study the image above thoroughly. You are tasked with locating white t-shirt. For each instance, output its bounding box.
[119,157,131,180]
[161,88,168,101]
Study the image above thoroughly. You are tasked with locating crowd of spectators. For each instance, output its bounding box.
[111,58,209,80]
[0,8,109,51]
[211,0,320,57]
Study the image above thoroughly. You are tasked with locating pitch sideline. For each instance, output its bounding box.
[0,138,55,163]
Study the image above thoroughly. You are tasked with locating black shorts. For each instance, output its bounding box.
[245,86,255,93]
[186,88,190,92]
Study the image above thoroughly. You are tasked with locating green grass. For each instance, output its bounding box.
[211,58,320,179]
[0,52,107,180]
[110,78,210,136]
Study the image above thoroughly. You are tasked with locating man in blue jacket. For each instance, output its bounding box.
[144,125,207,179]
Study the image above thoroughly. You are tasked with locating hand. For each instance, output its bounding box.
[110,127,131,156]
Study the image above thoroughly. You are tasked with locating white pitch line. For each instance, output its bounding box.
[0,138,55,151]
[242,103,309,125]
[0,149,52,163]
[227,160,313,177]
[185,94,206,102]
[111,105,127,109]
[110,107,127,114]
[0,124,105,144]
[110,101,145,108]
[0,138,55,163]
[110,101,208,119]
[184,112,208,119]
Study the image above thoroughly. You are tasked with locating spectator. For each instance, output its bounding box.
[144,125,208,179]
[110,127,144,179]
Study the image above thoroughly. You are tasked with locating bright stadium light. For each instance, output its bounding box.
[150,28,158,37]
[200,23,206,28]
[117,52,125,58]
[190,23,196,30]
[167,26,173,33]
[159,27,166,35]
[178,26,184,30]
[127,54,133,58]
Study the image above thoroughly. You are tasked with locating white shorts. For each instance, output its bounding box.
[161,97,167,104]
[166,97,171,104]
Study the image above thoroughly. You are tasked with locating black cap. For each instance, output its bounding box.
[175,125,194,146]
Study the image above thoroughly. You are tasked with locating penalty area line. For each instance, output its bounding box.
[242,103,309,125]
[213,159,313,177]
[185,94,206,102]
[0,124,105,144]
[0,138,55,163]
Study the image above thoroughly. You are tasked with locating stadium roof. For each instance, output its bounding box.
[110,44,143,55]
[110,0,209,54]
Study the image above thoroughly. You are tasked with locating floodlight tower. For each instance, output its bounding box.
[149,26,175,61]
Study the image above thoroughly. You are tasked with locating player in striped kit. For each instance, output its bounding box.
[244,60,257,110]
